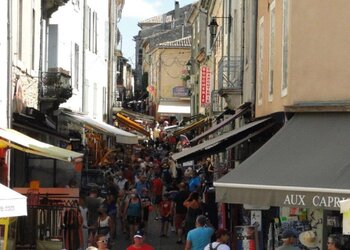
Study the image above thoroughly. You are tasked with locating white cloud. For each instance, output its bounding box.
[123,0,163,19]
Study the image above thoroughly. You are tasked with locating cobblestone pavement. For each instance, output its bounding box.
[111,213,184,250]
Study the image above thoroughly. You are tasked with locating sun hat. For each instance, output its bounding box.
[299,230,317,248]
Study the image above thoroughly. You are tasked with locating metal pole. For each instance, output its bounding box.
[6,0,12,186]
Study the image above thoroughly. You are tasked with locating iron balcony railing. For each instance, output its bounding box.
[40,70,72,101]
[218,56,243,90]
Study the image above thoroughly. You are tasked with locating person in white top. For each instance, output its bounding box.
[204,228,231,250]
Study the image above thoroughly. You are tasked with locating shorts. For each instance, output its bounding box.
[127,216,141,225]
[154,195,162,204]
[161,215,171,222]
[175,213,186,230]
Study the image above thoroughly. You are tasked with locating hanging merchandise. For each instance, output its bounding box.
[235,226,258,250]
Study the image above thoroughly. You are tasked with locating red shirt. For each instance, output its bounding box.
[127,243,154,250]
[152,178,163,196]
[160,200,172,217]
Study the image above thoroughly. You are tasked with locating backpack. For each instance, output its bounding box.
[209,243,222,250]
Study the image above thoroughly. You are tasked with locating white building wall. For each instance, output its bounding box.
[84,0,109,120]
[50,0,84,112]
[0,1,8,128]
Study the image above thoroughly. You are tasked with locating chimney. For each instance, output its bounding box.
[175,1,180,20]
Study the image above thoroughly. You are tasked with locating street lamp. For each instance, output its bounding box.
[208,15,232,47]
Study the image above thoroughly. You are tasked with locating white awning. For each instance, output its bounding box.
[61,110,138,144]
[0,128,83,162]
[0,184,27,218]
[158,101,191,114]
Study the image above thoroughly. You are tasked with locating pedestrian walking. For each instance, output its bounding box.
[95,234,109,250]
[183,192,203,235]
[203,228,230,250]
[126,229,154,250]
[159,192,173,237]
[151,173,163,220]
[173,182,190,244]
[185,215,214,250]
[95,205,114,247]
[140,187,152,233]
[124,188,142,240]
[277,229,300,250]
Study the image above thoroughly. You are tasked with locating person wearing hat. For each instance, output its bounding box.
[299,230,318,249]
[277,229,300,250]
[126,229,154,250]
[203,228,230,250]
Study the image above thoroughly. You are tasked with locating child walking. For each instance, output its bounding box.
[159,192,172,237]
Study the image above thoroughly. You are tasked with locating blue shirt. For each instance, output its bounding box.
[187,226,214,250]
[189,176,201,192]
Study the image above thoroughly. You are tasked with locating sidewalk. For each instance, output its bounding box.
[111,213,184,250]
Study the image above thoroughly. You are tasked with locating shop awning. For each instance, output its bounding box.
[0,128,83,162]
[116,113,150,137]
[190,107,249,145]
[61,110,138,144]
[172,118,273,163]
[0,184,27,217]
[158,101,191,114]
[119,108,154,123]
[173,118,209,137]
[214,113,350,211]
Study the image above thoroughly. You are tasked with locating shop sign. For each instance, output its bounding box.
[172,86,190,97]
[200,66,211,106]
[283,194,350,209]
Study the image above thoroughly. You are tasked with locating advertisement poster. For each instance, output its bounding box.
[235,226,257,250]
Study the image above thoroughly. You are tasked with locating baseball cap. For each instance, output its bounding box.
[281,229,297,239]
[134,229,144,238]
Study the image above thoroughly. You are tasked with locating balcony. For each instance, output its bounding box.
[40,68,72,106]
[218,56,243,109]
[218,56,243,91]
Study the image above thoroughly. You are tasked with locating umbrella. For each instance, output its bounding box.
[0,184,27,218]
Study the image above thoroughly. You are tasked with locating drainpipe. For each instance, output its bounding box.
[82,0,86,112]
[6,0,12,186]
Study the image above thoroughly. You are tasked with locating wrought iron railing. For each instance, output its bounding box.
[40,70,72,101]
[218,56,243,90]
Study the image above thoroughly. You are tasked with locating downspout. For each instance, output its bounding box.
[107,0,116,125]
[250,0,258,115]
[7,0,12,186]
[82,0,86,112]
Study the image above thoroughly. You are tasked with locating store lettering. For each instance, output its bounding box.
[312,196,347,208]
[283,194,349,208]
[283,194,305,206]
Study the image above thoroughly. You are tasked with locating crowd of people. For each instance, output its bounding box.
[78,133,226,250]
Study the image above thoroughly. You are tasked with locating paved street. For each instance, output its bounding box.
[112,213,184,250]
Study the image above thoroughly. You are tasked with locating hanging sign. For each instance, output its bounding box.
[200,66,211,106]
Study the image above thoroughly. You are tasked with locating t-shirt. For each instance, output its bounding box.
[204,242,231,250]
[173,190,190,214]
[160,200,172,217]
[276,245,300,250]
[187,226,214,250]
[152,178,163,196]
[127,243,154,250]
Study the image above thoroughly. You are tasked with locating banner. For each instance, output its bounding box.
[200,66,211,106]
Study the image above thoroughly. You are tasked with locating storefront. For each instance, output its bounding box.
[214,112,350,249]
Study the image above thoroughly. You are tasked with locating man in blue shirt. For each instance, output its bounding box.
[185,215,214,250]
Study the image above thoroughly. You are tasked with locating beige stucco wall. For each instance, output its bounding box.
[150,48,190,101]
[256,0,350,117]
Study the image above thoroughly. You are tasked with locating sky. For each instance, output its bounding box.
[118,0,196,68]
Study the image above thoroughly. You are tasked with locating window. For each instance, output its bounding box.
[268,0,276,102]
[74,43,79,89]
[18,0,23,60]
[93,11,98,54]
[93,82,97,118]
[257,17,264,106]
[31,9,35,70]
[281,0,289,97]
